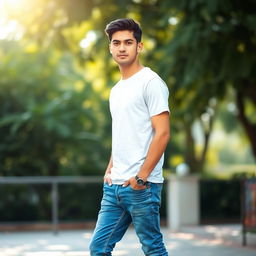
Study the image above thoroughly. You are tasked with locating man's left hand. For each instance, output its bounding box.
[122,177,146,190]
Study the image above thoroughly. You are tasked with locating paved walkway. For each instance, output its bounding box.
[0,224,255,256]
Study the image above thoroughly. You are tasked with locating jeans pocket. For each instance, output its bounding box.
[128,185,147,191]
[128,185,151,203]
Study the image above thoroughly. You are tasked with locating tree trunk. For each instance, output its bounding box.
[184,122,198,173]
[198,113,215,171]
[236,89,256,160]
[184,113,215,174]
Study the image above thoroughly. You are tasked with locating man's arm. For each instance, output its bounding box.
[104,154,113,186]
[123,111,170,189]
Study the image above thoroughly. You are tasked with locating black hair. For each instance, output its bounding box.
[105,18,142,42]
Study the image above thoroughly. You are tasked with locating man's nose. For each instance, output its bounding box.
[119,43,126,51]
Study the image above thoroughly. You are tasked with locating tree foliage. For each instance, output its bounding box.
[159,0,256,165]
[1,0,255,177]
[0,40,110,176]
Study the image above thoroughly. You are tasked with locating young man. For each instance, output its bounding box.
[89,18,170,256]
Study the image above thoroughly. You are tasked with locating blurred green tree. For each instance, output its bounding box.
[1,0,255,175]
[157,0,256,169]
[0,40,110,176]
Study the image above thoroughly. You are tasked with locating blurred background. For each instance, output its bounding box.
[0,0,255,229]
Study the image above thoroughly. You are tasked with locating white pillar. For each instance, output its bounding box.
[167,174,200,231]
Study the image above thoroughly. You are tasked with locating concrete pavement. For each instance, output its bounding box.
[0,224,255,256]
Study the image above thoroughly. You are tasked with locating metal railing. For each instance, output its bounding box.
[0,175,248,245]
[0,176,102,234]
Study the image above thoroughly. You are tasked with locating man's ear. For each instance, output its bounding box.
[109,44,112,54]
[137,42,143,53]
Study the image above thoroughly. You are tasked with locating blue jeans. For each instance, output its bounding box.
[89,183,168,255]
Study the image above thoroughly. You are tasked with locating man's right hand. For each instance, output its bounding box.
[104,172,112,186]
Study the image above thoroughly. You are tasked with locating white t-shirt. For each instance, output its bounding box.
[109,67,170,184]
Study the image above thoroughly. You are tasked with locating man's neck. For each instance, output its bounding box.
[119,62,144,80]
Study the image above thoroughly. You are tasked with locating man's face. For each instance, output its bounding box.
[109,30,143,66]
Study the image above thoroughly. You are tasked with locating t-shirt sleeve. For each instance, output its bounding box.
[144,77,170,117]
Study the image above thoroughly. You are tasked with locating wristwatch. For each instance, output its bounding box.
[135,175,147,186]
